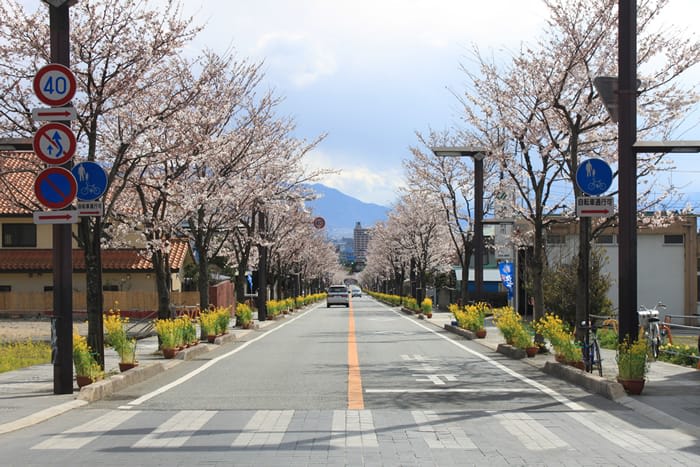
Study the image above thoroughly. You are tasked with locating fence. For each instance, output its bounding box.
[0,291,200,316]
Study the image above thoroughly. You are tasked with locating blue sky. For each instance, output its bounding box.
[20,0,700,207]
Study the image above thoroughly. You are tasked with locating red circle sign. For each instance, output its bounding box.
[34,167,77,209]
[33,63,76,107]
[33,122,76,165]
[313,217,326,229]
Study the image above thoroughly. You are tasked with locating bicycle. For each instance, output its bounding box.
[580,319,603,376]
[638,302,665,359]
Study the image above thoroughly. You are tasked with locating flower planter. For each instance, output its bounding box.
[207,335,217,343]
[162,347,177,359]
[475,329,487,339]
[119,362,138,372]
[76,375,94,388]
[525,346,539,358]
[617,377,645,395]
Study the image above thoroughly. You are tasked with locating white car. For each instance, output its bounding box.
[326,285,350,307]
[350,286,362,297]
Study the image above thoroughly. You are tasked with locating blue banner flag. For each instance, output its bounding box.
[498,261,515,300]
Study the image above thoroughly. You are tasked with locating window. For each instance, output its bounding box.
[594,234,615,244]
[664,234,683,245]
[546,234,565,245]
[2,223,37,247]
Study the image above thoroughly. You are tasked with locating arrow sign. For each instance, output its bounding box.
[33,63,76,107]
[34,167,77,209]
[33,210,79,224]
[33,122,76,165]
[577,196,615,217]
[32,106,76,121]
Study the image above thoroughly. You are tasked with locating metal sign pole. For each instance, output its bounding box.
[48,0,74,395]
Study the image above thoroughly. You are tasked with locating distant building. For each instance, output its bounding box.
[353,222,371,266]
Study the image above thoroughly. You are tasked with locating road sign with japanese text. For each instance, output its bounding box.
[577,196,615,217]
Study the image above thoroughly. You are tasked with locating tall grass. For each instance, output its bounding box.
[0,339,51,373]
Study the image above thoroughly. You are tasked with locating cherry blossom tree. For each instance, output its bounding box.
[367,190,452,304]
[0,0,202,361]
[455,0,699,323]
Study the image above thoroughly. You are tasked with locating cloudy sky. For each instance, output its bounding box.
[21,0,700,206]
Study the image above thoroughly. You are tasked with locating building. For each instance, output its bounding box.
[543,215,698,317]
[0,147,197,316]
[353,222,371,267]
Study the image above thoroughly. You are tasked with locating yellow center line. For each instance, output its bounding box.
[347,301,364,409]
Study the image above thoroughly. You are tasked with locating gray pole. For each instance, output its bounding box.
[474,156,484,302]
[256,211,267,321]
[48,1,74,394]
[618,0,638,343]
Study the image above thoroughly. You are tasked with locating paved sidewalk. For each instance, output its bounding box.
[420,310,700,438]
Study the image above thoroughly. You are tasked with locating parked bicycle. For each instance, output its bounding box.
[638,302,666,359]
[580,319,603,376]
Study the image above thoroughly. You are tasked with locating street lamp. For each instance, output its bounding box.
[598,0,700,343]
[431,146,488,303]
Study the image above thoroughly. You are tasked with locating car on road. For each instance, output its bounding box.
[326,285,350,307]
[350,285,362,297]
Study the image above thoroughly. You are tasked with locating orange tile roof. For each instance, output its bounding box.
[0,239,191,272]
[0,152,42,215]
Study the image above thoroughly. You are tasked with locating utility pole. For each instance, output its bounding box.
[45,0,76,394]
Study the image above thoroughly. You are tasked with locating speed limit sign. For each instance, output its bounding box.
[313,217,326,229]
[33,63,76,107]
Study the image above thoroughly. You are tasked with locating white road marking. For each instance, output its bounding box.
[31,410,139,450]
[133,410,214,448]
[497,412,569,450]
[365,388,541,394]
[391,308,587,412]
[413,374,458,385]
[330,410,378,448]
[232,410,294,447]
[412,410,477,449]
[568,411,663,452]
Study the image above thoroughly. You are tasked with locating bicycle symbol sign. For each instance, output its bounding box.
[71,162,108,201]
[575,158,613,196]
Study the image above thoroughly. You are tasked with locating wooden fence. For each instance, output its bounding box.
[0,291,200,316]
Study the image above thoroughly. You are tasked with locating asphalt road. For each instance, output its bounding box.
[1,297,698,466]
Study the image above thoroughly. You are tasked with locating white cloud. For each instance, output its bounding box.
[304,148,404,206]
[254,33,337,87]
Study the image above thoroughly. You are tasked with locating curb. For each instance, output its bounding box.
[542,361,626,400]
[0,399,88,435]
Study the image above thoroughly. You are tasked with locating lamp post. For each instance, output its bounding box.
[598,0,700,343]
[431,146,488,302]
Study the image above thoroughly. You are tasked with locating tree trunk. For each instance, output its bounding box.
[575,219,590,341]
[151,249,172,320]
[82,217,104,368]
[531,225,546,322]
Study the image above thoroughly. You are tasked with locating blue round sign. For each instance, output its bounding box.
[576,158,613,196]
[72,162,108,201]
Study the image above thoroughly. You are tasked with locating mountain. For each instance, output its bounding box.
[306,183,389,238]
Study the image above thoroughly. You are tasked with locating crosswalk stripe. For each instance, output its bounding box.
[568,412,662,453]
[498,412,569,450]
[232,410,294,447]
[330,410,378,448]
[411,410,477,449]
[31,410,139,450]
[132,410,215,448]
